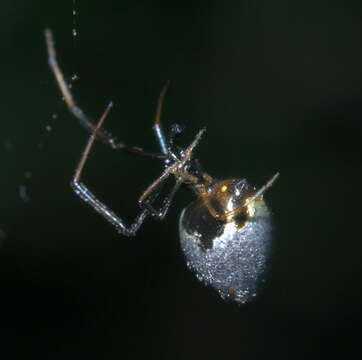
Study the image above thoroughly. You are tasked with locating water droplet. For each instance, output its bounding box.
[51,113,58,120]
[71,74,79,81]
[73,10,76,16]
[46,125,52,132]
[72,28,77,37]
[25,171,32,179]
[19,185,30,202]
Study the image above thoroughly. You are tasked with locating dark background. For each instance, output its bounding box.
[0,1,362,359]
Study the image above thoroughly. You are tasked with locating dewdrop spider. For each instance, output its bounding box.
[45,29,279,304]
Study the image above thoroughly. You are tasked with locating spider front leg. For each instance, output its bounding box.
[45,29,163,160]
[71,102,152,237]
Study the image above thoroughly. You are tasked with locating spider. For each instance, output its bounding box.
[45,29,279,304]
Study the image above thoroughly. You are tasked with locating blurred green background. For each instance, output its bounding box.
[0,1,362,359]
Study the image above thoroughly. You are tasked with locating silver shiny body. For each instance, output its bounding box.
[179,200,273,304]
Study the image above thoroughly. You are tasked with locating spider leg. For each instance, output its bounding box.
[140,181,182,220]
[151,82,186,162]
[152,81,170,155]
[71,102,153,236]
[138,128,205,220]
[45,29,163,160]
